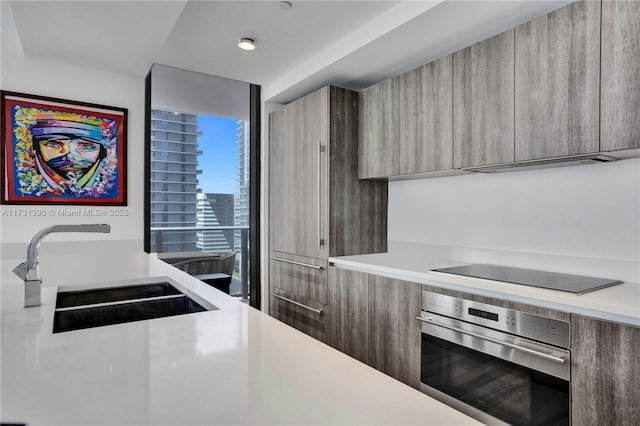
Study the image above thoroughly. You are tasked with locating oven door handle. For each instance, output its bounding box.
[417,316,566,364]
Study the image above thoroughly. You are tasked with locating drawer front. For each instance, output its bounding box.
[270,294,326,343]
[269,253,327,342]
[270,252,327,307]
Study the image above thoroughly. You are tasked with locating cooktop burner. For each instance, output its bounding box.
[431,264,623,295]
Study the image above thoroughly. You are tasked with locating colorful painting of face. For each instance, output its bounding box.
[1,92,127,205]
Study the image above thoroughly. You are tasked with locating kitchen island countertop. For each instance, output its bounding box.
[0,244,480,426]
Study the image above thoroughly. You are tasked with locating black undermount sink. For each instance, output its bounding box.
[53,282,215,333]
[56,282,183,308]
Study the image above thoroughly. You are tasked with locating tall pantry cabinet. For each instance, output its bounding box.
[268,86,387,342]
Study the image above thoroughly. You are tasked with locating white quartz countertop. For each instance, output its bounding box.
[330,241,640,327]
[0,245,480,426]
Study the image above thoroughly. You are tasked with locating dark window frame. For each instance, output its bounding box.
[144,72,261,310]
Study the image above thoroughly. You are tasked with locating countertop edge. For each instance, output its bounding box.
[329,258,640,327]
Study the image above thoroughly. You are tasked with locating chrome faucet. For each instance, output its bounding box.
[12,224,111,307]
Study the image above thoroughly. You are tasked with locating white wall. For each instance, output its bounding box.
[0,2,145,252]
[388,158,640,264]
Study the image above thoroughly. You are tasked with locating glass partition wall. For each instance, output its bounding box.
[145,64,259,305]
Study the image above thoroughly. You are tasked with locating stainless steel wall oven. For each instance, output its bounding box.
[418,292,571,426]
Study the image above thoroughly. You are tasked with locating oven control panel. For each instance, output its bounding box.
[422,292,570,349]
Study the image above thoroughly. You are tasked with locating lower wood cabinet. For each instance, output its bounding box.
[367,274,421,388]
[571,314,640,426]
[280,264,640,422]
[270,253,327,307]
[270,294,326,343]
[327,266,421,389]
[269,253,328,343]
[327,267,369,363]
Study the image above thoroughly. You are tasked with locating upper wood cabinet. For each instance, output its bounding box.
[358,77,399,179]
[515,0,600,161]
[359,57,453,179]
[601,0,640,151]
[356,0,639,178]
[399,55,453,175]
[270,86,387,260]
[453,30,515,168]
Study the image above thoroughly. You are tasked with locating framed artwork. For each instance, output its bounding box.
[1,91,127,205]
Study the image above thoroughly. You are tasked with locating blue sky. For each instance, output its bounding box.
[197,115,239,194]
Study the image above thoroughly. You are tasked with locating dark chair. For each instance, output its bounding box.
[167,251,236,294]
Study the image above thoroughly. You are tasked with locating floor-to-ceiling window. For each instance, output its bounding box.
[145,64,260,308]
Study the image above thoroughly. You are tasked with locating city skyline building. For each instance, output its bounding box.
[150,109,250,260]
[196,192,235,252]
[234,119,250,246]
[149,109,201,252]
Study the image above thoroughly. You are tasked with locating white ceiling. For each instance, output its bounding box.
[6,0,573,104]
[8,0,189,77]
[154,1,401,89]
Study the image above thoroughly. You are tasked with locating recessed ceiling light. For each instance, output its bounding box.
[279,1,292,9]
[238,37,256,51]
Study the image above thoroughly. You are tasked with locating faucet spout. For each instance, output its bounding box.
[17,224,112,307]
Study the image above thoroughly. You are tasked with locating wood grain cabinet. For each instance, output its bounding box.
[270,254,327,310]
[270,86,387,260]
[453,30,515,168]
[359,56,453,179]
[269,89,328,260]
[571,314,640,426]
[327,267,640,414]
[368,274,421,389]
[601,0,640,151]
[357,0,639,178]
[358,77,399,179]
[270,254,328,343]
[399,55,453,175]
[327,267,421,389]
[327,266,369,363]
[270,296,327,343]
[268,86,387,339]
[515,0,600,161]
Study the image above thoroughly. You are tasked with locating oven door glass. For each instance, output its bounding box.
[421,333,569,426]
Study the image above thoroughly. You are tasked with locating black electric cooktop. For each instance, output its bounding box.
[431,264,623,295]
